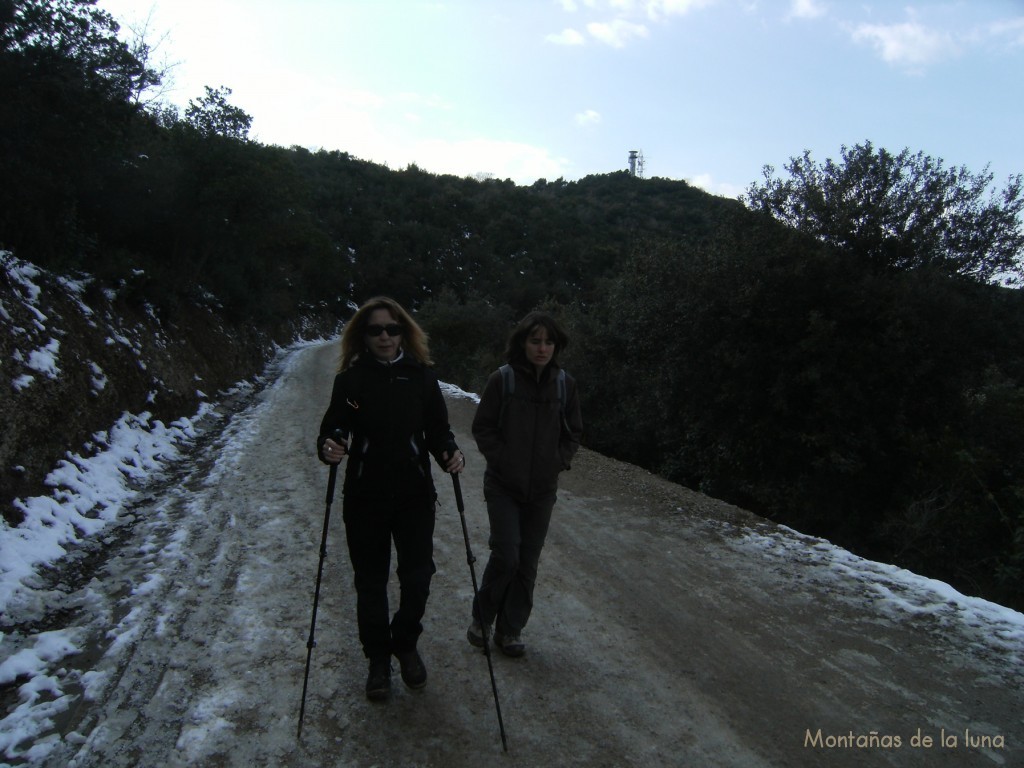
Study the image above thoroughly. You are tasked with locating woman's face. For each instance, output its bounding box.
[364,308,402,362]
[523,324,555,373]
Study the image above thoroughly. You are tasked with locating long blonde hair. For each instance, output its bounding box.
[338,296,433,371]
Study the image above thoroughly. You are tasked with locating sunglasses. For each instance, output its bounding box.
[365,323,403,337]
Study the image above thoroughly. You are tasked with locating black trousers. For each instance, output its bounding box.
[342,495,437,662]
[473,484,555,635]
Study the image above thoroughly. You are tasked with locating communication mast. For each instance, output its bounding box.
[627,149,645,178]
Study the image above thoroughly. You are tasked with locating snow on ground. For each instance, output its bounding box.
[3,254,167,408]
[731,525,1024,667]
[439,381,480,404]
[0,405,215,763]
[1,410,207,613]
[0,339,325,766]
[2,342,1023,764]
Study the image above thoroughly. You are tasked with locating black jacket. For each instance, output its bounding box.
[318,353,457,502]
[472,361,582,502]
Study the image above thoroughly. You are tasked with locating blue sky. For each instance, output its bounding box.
[99,0,1024,196]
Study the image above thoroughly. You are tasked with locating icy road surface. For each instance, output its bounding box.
[3,341,1022,767]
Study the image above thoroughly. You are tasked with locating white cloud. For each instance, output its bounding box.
[587,18,650,47]
[851,22,957,69]
[411,137,571,184]
[546,28,587,45]
[688,172,745,198]
[988,17,1024,47]
[240,80,387,149]
[575,109,602,126]
[788,0,826,20]
[644,0,717,21]
[395,91,453,111]
[553,0,715,48]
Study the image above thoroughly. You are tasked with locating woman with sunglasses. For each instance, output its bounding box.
[317,296,465,702]
[467,311,583,658]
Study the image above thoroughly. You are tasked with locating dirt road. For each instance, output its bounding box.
[55,342,1022,767]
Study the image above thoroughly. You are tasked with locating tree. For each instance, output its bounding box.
[184,85,252,140]
[0,0,159,103]
[742,141,1024,284]
[0,0,160,262]
[105,3,179,108]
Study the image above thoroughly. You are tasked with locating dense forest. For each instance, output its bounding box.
[3,0,1024,609]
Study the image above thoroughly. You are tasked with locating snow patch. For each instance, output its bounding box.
[734,525,1024,663]
[25,338,61,379]
[440,380,480,403]
[1,410,204,615]
[0,339,308,762]
[88,362,107,393]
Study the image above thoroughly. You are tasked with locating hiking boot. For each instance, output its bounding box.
[395,649,427,689]
[365,659,392,701]
[493,630,525,657]
[466,620,488,649]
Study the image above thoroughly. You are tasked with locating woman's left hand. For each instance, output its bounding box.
[443,449,466,474]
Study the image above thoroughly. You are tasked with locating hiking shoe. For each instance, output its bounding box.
[395,649,427,689]
[467,620,488,649]
[365,660,392,701]
[493,630,525,657]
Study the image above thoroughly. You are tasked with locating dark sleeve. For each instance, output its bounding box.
[471,371,504,467]
[424,370,458,464]
[316,372,351,464]
[560,374,583,470]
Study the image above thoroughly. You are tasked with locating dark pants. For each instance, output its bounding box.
[342,496,437,662]
[473,485,555,635]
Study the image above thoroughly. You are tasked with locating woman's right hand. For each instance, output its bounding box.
[322,437,347,464]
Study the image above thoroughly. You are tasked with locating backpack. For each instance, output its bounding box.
[498,363,569,431]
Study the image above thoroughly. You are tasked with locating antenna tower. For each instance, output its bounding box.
[627,149,646,178]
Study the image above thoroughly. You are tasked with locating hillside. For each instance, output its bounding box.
[0,251,338,520]
[1,341,1020,766]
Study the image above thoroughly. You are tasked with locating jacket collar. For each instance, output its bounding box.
[357,350,416,370]
[511,358,560,383]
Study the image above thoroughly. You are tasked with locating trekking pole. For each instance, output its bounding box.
[297,429,345,740]
[451,471,509,752]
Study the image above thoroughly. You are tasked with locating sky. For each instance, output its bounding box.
[94,0,1024,196]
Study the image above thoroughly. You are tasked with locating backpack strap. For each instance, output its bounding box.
[497,364,569,431]
[499,363,516,396]
[498,363,514,429]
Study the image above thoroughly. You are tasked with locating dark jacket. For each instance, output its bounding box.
[472,361,583,502]
[318,353,457,502]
